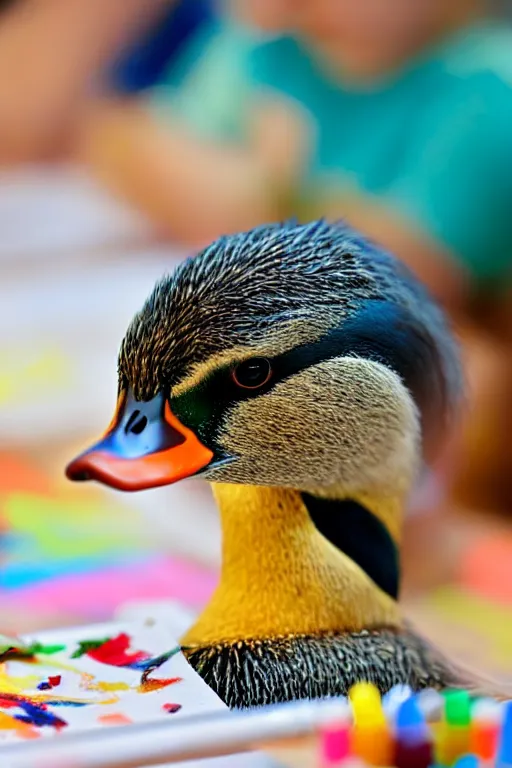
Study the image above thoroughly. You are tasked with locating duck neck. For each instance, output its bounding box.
[181,484,404,647]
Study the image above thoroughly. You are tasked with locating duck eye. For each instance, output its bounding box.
[232,358,272,390]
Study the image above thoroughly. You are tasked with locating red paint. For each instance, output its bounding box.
[163,703,182,714]
[0,694,49,710]
[86,633,150,667]
[0,695,23,709]
[48,675,61,687]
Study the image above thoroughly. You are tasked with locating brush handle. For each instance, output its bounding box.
[0,695,443,768]
[1,700,347,768]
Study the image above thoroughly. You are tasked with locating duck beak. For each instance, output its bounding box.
[65,390,213,491]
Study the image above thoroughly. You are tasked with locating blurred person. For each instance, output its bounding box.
[77,0,512,305]
[76,0,512,519]
[0,0,212,163]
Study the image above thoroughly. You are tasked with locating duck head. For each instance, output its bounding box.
[66,220,460,504]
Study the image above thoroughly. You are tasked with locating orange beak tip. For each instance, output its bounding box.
[64,392,215,491]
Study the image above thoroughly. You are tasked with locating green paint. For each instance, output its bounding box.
[445,689,471,727]
[30,642,66,656]
[0,640,65,662]
[71,638,112,659]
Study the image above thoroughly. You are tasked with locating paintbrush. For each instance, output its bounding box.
[0,695,443,768]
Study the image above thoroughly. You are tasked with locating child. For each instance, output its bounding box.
[78,0,512,305]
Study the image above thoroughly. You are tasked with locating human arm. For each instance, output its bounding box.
[0,0,168,163]
[75,93,307,246]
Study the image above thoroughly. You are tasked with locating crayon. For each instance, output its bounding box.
[319,710,351,766]
[383,685,413,721]
[394,696,433,768]
[349,682,393,766]
[470,698,501,763]
[435,690,471,766]
[453,755,480,768]
[496,700,512,768]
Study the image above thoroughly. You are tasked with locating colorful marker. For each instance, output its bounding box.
[470,698,502,763]
[349,682,393,766]
[394,696,433,768]
[496,700,512,768]
[319,710,351,766]
[453,755,480,768]
[435,689,471,766]
[383,685,413,721]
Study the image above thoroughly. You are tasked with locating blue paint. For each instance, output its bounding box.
[130,646,181,671]
[14,701,67,728]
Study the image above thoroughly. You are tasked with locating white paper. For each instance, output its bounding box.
[0,621,275,767]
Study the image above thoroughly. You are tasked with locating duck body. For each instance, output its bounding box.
[183,484,460,708]
[67,220,466,707]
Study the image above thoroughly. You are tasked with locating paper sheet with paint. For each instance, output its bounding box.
[0,620,226,743]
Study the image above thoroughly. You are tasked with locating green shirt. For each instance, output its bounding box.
[150,19,512,285]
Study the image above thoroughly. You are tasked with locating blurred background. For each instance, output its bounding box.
[0,0,511,682]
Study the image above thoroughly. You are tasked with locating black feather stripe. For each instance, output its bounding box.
[301,494,400,599]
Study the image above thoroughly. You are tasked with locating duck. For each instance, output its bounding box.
[66,219,471,708]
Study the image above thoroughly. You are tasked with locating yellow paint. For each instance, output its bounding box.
[182,484,400,646]
[0,671,41,693]
[88,681,131,692]
[0,658,121,706]
[0,711,39,739]
[20,692,120,706]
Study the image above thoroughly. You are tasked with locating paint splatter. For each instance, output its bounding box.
[37,675,61,691]
[85,634,150,667]
[163,703,181,714]
[30,643,66,656]
[0,711,40,739]
[88,681,130,693]
[0,695,67,730]
[71,638,113,660]
[0,639,64,663]
[98,713,133,726]
[139,677,181,694]
[0,633,185,738]
[135,647,181,674]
